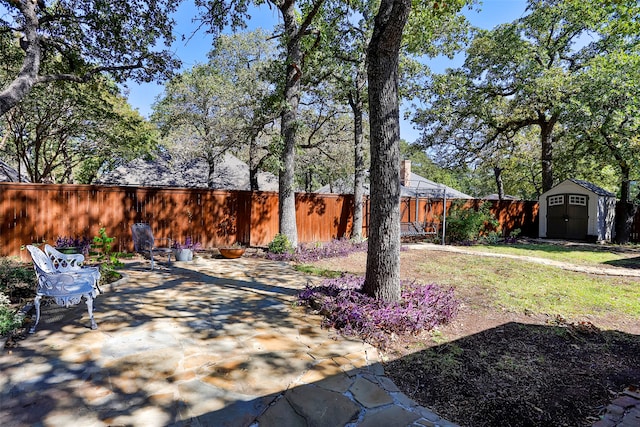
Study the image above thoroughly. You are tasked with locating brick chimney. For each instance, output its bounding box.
[400,159,411,186]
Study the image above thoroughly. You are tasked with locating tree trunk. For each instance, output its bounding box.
[362,0,411,302]
[493,166,504,200]
[615,200,636,244]
[349,75,366,241]
[614,167,636,244]
[0,1,41,117]
[277,3,302,248]
[248,135,260,191]
[539,117,555,193]
[205,151,216,188]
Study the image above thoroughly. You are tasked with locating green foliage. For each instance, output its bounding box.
[0,258,35,300]
[0,76,157,184]
[400,140,465,190]
[412,0,640,198]
[445,201,499,243]
[404,0,475,57]
[0,0,180,116]
[267,233,294,254]
[151,30,280,189]
[0,293,22,336]
[0,258,34,336]
[92,228,121,266]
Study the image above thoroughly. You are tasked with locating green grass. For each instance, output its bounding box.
[462,243,640,267]
[413,253,640,318]
[303,245,640,320]
[294,264,342,278]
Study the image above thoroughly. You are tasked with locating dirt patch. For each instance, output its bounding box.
[309,248,640,427]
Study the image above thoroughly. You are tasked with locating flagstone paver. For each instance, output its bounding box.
[0,256,458,427]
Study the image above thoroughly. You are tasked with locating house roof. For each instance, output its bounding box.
[568,179,616,198]
[0,160,28,182]
[483,193,520,200]
[95,152,279,191]
[315,171,473,199]
[403,172,473,199]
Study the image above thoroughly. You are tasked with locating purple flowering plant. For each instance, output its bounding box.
[298,274,459,349]
[55,236,92,255]
[266,238,368,262]
[171,236,201,251]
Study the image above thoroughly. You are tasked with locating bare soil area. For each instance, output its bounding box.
[309,248,640,427]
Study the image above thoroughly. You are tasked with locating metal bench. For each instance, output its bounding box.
[26,245,99,333]
[400,221,439,238]
[44,244,101,293]
[131,222,173,270]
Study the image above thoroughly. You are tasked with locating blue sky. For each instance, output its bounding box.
[125,0,529,142]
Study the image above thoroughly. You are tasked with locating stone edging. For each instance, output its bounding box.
[593,387,640,427]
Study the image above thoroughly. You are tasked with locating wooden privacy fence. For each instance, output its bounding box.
[400,197,539,238]
[0,183,538,259]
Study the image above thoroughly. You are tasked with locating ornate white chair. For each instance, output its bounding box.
[131,223,173,270]
[26,245,98,333]
[44,244,101,293]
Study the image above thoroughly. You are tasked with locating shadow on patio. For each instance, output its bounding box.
[0,256,447,426]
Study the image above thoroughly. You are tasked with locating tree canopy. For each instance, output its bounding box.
[152,30,280,189]
[0,0,179,116]
[0,77,157,183]
[413,0,640,195]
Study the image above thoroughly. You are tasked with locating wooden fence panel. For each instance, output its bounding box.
[0,183,541,259]
[296,193,354,243]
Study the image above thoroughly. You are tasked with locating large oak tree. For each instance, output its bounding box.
[198,0,328,247]
[414,0,638,194]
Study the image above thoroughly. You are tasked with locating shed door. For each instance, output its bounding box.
[546,194,589,240]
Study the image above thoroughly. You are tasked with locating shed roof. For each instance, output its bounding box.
[568,179,616,198]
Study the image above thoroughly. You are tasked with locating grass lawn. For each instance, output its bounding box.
[412,252,640,318]
[307,244,640,321]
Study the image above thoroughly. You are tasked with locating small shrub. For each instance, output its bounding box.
[267,233,294,255]
[99,263,122,286]
[93,227,115,258]
[298,274,459,349]
[503,228,521,244]
[0,257,35,302]
[92,228,124,267]
[479,231,501,244]
[445,201,500,243]
[0,293,22,336]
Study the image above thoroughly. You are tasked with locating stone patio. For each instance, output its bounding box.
[0,255,456,427]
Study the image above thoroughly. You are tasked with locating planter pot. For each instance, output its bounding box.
[219,248,245,259]
[172,248,193,262]
[57,246,81,254]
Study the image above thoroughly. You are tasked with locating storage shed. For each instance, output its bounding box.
[539,179,616,242]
